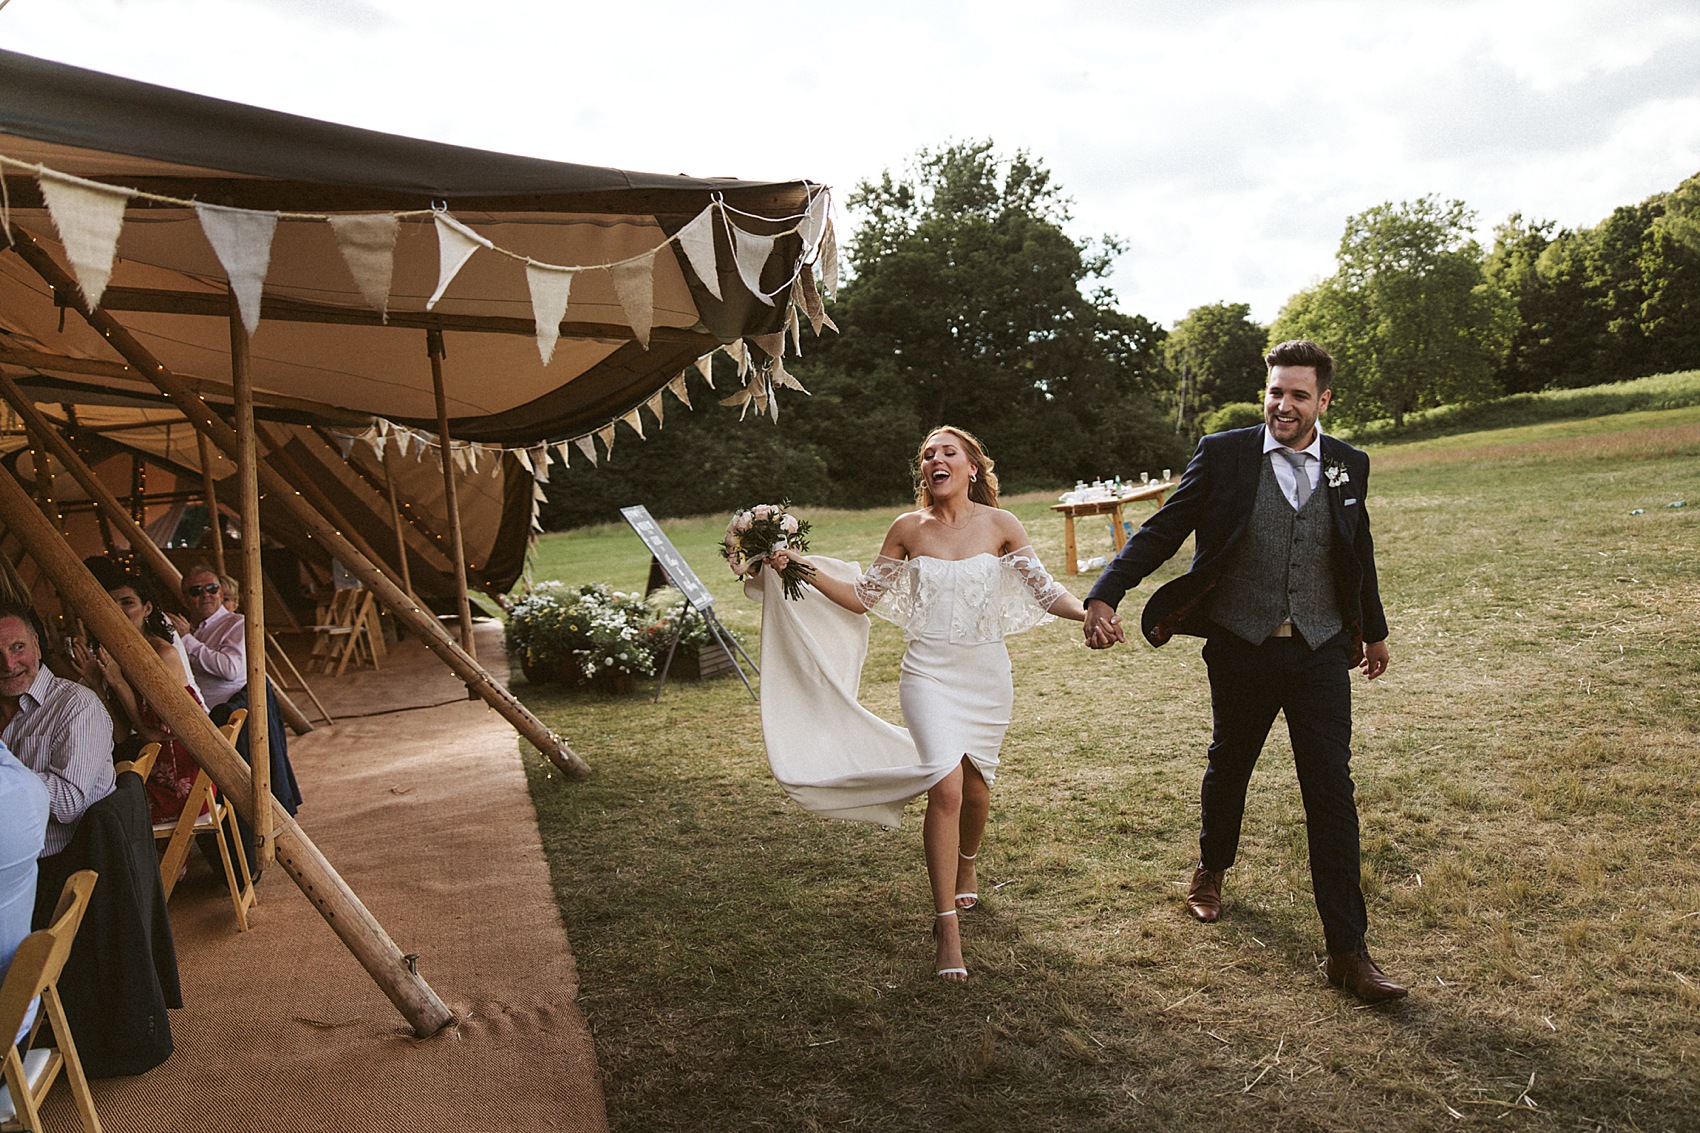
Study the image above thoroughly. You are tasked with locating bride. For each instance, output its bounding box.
[762,426,1093,981]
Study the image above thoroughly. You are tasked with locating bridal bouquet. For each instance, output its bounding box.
[722,502,816,600]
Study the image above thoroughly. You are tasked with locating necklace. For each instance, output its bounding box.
[933,503,976,530]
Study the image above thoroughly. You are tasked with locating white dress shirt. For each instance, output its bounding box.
[181,604,247,709]
[1,667,115,856]
[1263,428,1324,509]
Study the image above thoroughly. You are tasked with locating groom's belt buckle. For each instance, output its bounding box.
[1267,622,1296,639]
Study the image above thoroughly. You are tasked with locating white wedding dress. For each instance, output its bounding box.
[746,550,1067,828]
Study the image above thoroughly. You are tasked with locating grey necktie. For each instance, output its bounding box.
[1278,449,1312,509]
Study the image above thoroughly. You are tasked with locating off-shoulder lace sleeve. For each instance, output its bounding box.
[996,546,1066,636]
[855,554,915,626]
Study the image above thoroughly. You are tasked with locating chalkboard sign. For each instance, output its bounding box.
[620,505,715,612]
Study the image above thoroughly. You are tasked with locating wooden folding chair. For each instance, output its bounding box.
[308,588,381,676]
[114,741,160,782]
[154,710,256,932]
[0,870,101,1133]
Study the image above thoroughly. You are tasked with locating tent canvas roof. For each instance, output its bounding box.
[0,49,833,595]
[0,47,826,443]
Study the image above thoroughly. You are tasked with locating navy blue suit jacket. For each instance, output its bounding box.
[1085,425,1388,662]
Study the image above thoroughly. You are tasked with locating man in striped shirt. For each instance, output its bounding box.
[0,603,115,858]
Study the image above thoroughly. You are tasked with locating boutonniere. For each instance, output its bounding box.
[1323,460,1350,489]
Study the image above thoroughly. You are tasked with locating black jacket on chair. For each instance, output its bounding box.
[1086,425,1388,662]
[33,769,181,1078]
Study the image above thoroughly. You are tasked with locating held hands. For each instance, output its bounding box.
[1083,599,1125,650]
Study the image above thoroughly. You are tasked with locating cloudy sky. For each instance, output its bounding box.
[6,0,1698,327]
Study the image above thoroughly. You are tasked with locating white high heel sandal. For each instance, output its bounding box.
[933,909,967,980]
[955,850,979,911]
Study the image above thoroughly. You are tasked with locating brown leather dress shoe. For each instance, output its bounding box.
[1185,864,1224,922]
[1325,949,1409,1001]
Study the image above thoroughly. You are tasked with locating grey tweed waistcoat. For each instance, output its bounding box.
[1206,456,1343,648]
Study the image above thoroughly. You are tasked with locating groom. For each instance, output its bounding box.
[1083,340,1405,1001]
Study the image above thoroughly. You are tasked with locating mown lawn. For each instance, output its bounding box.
[517,408,1699,1132]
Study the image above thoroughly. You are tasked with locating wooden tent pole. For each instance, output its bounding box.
[0,373,182,595]
[254,424,396,582]
[229,293,272,869]
[0,460,454,1036]
[0,371,316,738]
[62,407,117,556]
[8,229,591,779]
[426,330,476,658]
[382,444,416,601]
[196,429,227,576]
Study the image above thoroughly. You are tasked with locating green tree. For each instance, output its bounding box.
[1270,196,1517,429]
[794,141,1184,499]
[1162,302,1268,430]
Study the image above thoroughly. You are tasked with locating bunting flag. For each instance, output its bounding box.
[429,210,492,309]
[748,331,785,365]
[333,432,356,458]
[646,389,666,428]
[668,371,692,408]
[675,204,722,300]
[799,190,829,256]
[327,213,399,319]
[820,218,839,298]
[195,202,279,335]
[525,261,575,364]
[731,227,777,306]
[530,444,551,482]
[785,302,802,356]
[574,435,597,466]
[724,338,748,380]
[694,353,715,388]
[770,353,807,392]
[37,168,131,309]
[555,441,572,469]
[514,446,534,476]
[792,267,827,335]
[393,429,412,459]
[597,422,617,458]
[620,406,646,439]
[532,480,548,503]
[611,251,657,349]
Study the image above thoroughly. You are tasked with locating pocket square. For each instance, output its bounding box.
[1343,498,1358,506]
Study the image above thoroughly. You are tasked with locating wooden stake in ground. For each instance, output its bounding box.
[7,225,591,780]
[0,460,454,1037]
[228,290,272,870]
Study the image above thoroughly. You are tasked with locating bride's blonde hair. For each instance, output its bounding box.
[914,425,1000,510]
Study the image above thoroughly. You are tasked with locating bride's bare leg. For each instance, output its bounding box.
[956,757,989,908]
[924,766,967,980]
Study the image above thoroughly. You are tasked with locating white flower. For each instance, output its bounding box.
[780,514,799,534]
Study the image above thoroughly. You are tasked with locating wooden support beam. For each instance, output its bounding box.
[0,459,454,1037]
[196,429,227,577]
[0,372,182,597]
[8,226,591,784]
[229,291,273,870]
[428,330,476,659]
[382,443,416,601]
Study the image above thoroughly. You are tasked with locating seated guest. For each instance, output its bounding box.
[0,602,115,858]
[165,567,302,871]
[68,573,211,825]
[166,564,244,710]
[1,740,50,1044]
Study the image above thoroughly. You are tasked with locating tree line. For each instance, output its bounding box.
[540,144,1700,529]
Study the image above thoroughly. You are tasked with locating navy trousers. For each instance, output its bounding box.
[1199,631,1368,954]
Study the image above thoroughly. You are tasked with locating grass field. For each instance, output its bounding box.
[516,407,1699,1132]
